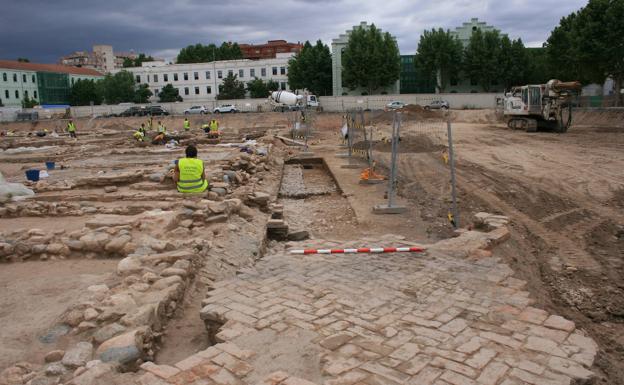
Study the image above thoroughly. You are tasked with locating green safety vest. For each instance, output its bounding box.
[209,121,219,132]
[158,124,166,133]
[177,158,208,193]
[184,120,190,130]
[67,122,76,132]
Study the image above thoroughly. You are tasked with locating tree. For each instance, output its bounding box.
[287,40,333,96]
[415,28,463,92]
[17,57,29,62]
[218,73,246,99]
[267,79,279,92]
[525,48,550,84]
[545,0,624,105]
[69,79,102,106]
[246,78,270,99]
[99,71,136,104]
[176,42,243,63]
[134,84,153,103]
[463,29,502,92]
[342,24,401,95]
[158,84,183,102]
[123,53,155,68]
[21,96,37,108]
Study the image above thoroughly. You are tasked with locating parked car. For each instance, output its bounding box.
[119,106,147,117]
[213,104,238,113]
[386,101,406,110]
[425,100,450,110]
[184,105,208,115]
[148,105,169,116]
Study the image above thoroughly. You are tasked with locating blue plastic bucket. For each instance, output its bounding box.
[45,161,55,170]
[25,169,40,182]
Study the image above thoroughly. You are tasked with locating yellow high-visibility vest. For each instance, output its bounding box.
[209,120,219,132]
[184,120,190,130]
[67,122,76,132]
[177,158,208,193]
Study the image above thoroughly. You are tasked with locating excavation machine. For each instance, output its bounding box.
[503,79,581,133]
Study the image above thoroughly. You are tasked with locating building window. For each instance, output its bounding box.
[32,75,36,83]
[228,70,233,76]
[261,68,266,77]
[184,87,189,95]
[194,86,200,95]
[13,74,17,82]
[206,86,212,94]
[280,82,287,90]
[23,74,27,82]
[153,74,158,83]
[250,69,255,77]
[136,75,141,83]
[71,78,75,85]
[272,67,278,75]
[174,73,179,81]
[2,73,6,81]
[163,74,168,82]
[194,72,199,80]
[205,71,210,79]
[24,90,28,98]
[218,70,223,79]
[280,67,286,75]
[183,72,188,81]
[34,90,37,99]
[15,90,19,98]
[155,89,159,95]
[239,69,244,78]
[4,90,8,99]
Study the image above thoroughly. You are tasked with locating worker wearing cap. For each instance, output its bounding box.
[183,118,191,131]
[174,145,208,193]
[67,120,77,138]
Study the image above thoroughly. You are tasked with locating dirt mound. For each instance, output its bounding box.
[369,105,443,124]
[353,134,446,154]
[573,109,624,128]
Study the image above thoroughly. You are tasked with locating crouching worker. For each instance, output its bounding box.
[174,145,208,193]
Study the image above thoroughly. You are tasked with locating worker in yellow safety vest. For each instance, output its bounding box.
[147,116,153,130]
[209,119,219,133]
[67,120,77,138]
[157,121,166,133]
[183,118,191,131]
[174,145,208,193]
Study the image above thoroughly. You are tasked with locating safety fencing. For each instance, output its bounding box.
[338,108,460,227]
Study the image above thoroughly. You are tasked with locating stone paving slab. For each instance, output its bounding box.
[140,229,596,385]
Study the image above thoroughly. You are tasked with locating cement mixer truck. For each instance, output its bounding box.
[268,91,320,112]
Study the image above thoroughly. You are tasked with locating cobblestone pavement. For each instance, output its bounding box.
[139,231,597,385]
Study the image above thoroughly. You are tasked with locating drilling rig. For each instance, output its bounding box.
[503,79,581,133]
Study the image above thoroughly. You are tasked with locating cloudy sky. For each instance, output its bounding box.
[0,0,587,64]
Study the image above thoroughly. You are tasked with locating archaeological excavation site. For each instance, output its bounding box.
[0,108,622,385]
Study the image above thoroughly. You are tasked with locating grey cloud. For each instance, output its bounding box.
[0,0,587,63]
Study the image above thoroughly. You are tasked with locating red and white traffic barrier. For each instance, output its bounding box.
[290,246,425,255]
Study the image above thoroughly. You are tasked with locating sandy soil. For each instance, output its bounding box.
[0,259,118,369]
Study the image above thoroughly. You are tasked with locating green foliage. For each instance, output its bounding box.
[545,0,624,104]
[525,48,550,84]
[266,79,279,92]
[158,84,183,102]
[69,79,102,106]
[176,42,243,64]
[99,71,136,104]
[21,96,37,108]
[246,78,270,99]
[415,28,463,92]
[342,24,401,95]
[123,53,155,68]
[287,40,332,96]
[134,84,153,103]
[17,58,29,62]
[217,73,246,100]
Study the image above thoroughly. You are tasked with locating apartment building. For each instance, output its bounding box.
[119,53,293,102]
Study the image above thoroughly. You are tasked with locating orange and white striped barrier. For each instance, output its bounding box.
[290,246,425,255]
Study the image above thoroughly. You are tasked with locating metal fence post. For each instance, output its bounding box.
[447,119,460,228]
[373,111,406,214]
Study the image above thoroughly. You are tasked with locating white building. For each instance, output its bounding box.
[117,53,294,102]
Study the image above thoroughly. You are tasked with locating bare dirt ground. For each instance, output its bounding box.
[0,259,118,368]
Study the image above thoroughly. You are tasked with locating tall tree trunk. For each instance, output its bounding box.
[615,75,622,107]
